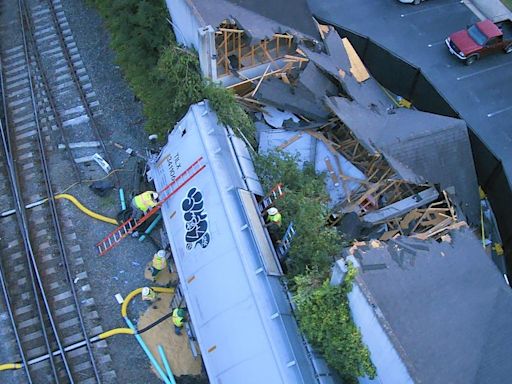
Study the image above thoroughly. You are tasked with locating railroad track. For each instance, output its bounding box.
[0,0,116,383]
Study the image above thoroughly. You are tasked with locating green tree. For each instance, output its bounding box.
[87,0,255,140]
[294,266,376,382]
[254,151,342,277]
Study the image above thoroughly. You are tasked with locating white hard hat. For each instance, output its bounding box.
[157,250,166,258]
[151,192,159,200]
[142,287,150,296]
[267,207,278,216]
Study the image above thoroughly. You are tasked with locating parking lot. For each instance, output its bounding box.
[309,0,512,267]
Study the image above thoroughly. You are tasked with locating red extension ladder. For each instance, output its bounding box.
[96,157,206,256]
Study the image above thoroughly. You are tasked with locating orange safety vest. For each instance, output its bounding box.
[134,191,157,212]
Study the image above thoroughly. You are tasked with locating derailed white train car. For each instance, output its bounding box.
[147,101,335,384]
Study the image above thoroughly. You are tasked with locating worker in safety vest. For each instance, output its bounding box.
[150,250,167,282]
[141,286,157,302]
[172,307,187,335]
[265,207,282,227]
[131,191,158,221]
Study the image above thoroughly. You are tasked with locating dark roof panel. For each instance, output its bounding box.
[352,230,512,384]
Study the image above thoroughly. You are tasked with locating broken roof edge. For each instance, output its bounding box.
[188,0,320,43]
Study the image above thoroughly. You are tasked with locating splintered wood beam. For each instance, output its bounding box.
[238,33,242,69]
[333,154,351,201]
[284,55,309,62]
[325,158,340,187]
[251,64,271,97]
[260,41,279,70]
[274,33,293,39]
[219,28,244,33]
[224,31,229,73]
[341,37,370,82]
[225,67,288,89]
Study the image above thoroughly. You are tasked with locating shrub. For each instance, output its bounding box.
[294,266,376,382]
[87,0,255,140]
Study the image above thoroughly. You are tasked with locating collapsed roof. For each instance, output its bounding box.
[184,0,321,42]
[345,229,512,383]
[252,26,480,225]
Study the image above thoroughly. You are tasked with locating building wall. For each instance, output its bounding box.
[331,260,414,384]
[165,0,202,48]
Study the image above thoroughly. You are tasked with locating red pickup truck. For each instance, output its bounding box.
[445,19,512,65]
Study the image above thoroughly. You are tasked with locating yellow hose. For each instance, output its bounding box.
[54,194,118,225]
[0,363,22,371]
[99,328,134,339]
[121,287,174,318]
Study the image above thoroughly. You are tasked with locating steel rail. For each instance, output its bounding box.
[0,63,34,384]
[18,0,82,182]
[17,0,79,381]
[0,60,61,383]
[45,0,120,187]
[19,1,102,380]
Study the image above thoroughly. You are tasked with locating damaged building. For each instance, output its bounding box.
[332,229,512,384]
[160,3,508,382]
[165,0,320,87]
[248,25,481,248]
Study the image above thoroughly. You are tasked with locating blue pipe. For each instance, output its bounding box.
[123,317,172,384]
[158,345,177,384]
[119,188,126,211]
[139,213,162,242]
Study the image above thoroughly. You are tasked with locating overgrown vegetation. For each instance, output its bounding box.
[294,266,376,382]
[87,0,254,140]
[255,151,375,381]
[254,151,342,277]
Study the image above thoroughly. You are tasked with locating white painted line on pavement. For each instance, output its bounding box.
[487,105,512,118]
[457,61,512,80]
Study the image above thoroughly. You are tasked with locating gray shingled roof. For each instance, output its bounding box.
[187,0,320,41]
[351,229,512,384]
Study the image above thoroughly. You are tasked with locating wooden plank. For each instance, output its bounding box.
[341,37,370,83]
[284,55,309,62]
[225,67,287,89]
[399,210,423,229]
[277,132,304,150]
[413,220,467,240]
[324,157,340,186]
[219,28,244,33]
[251,64,271,97]
[380,229,399,241]
[261,42,279,70]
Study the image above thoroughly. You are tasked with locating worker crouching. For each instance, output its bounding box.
[131,191,159,221]
[172,307,188,335]
[141,287,157,302]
